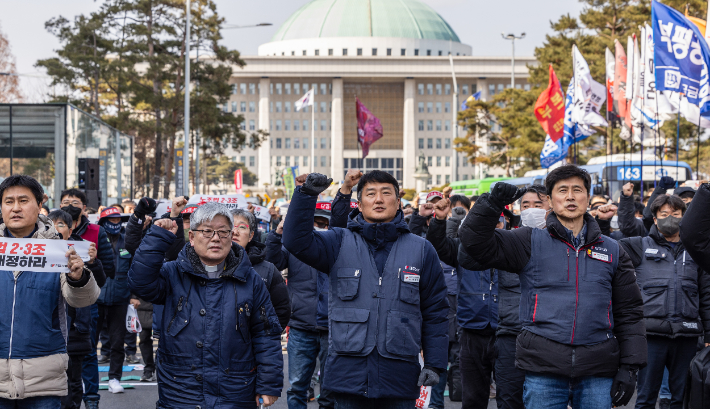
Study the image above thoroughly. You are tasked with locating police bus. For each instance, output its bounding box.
[449,177,512,197]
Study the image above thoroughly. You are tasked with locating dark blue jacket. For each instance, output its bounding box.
[128,227,283,408]
[98,229,132,306]
[74,215,115,280]
[283,187,449,399]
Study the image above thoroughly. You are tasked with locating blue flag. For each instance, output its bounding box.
[460,91,482,110]
[653,1,710,117]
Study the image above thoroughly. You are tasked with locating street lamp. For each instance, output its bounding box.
[501,32,525,89]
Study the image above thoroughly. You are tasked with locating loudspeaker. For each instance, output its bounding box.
[84,190,102,210]
[78,158,100,191]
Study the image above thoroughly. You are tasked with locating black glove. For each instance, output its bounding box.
[300,173,333,196]
[417,367,440,387]
[489,182,525,209]
[610,365,637,407]
[658,176,675,190]
[134,197,157,220]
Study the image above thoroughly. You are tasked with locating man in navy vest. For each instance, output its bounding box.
[459,165,647,409]
[283,170,449,408]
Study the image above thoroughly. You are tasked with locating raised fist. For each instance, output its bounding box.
[434,198,451,221]
[300,173,333,196]
[489,182,525,209]
[659,176,675,190]
[134,197,157,219]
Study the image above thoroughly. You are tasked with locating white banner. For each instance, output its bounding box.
[571,45,608,127]
[252,205,272,222]
[0,238,91,273]
[187,194,247,210]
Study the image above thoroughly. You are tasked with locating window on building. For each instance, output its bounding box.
[231,84,237,94]
[249,156,255,167]
[418,102,424,113]
[445,138,451,149]
[231,101,237,112]
[524,84,531,91]
[284,83,291,95]
[276,138,282,149]
[427,84,433,95]
[249,119,255,130]
[285,101,291,113]
[285,120,290,131]
[321,156,327,167]
[436,102,441,113]
[240,122,246,131]
[436,120,442,131]
[276,156,282,166]
[294,156,299,166]
[427,156,432,166]
[445,102,450,113]
[320,120,327,131]
[294,138,300,149]
[463,174,469,180]
[427,49,431,56]
[270,83,273,94]
[489,84,496,96]
[321,83,327,95]
[498,84,504,92]
[401,48,406,56]
[418,120,424,131]
[303,156,309,167]
[249,83,256,94]
[436,84,442,95]
[418,138,424,149]
[223,104,229,113]
[285,156,290,166]
[427,138,433,149]
[285,138,291,148]
[418,84,424,95]
[302,50,306,56]
[320,102,326,113]
[471,84,477,94]
[439,51,443,56]
[372,48,377,56]
[436,138,442,149]
[445,156,451,167]
[276,121,282,131]
[303,120,309,132]
[436,157,442,167]
[320,138,327,149]
[294,83,300,95]
[463,160,468,167]
[436,175,441,185]
[247,101,254,112]
[315,49,319,56]
[366,158,378,168]
[427,102,433,113]
[303,137,308,149]
[270,120,273,131]
[387,48,392,56]
[414,49,419,56]
[445,84,451,95]
[312,83,318,94]
[294,120,300,131]
[427,120,433,131]
[462,85,468,96]
[240,101,246,112]
[357,48,363,56]
[270,102,273,113]
[276,83,282,94]
[445,175,450,184]
[328,49,333,56]
[445,121,451,132]
[343,48,348,56]
[290,51,294,56]
[239,83,246,94]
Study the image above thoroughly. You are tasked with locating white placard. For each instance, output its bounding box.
[252,205,272,222]
[0,238,91,273]
[187,194,247,210]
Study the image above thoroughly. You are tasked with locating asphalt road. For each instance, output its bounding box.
[97,340,647,409]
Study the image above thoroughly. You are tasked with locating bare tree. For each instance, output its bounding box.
[0,24,23,103]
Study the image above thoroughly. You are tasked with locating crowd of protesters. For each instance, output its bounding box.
[2,166,710,409]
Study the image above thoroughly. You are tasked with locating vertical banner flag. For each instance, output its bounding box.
[624,35,638,130]
[234,168,243,194]
[614,39,628,122]
[175,148,184,197]
[606,48,616,117]
[534,64,566,142]
[295,89,314,111]
[356,98,384,158]
[571,45,609,128]
[653,0,710,118]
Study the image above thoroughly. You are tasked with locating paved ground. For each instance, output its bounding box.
[97,339,648,409]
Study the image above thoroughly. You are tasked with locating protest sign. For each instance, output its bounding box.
[187,194,247,210]
[0,237,91,273]
[252,205,272,222]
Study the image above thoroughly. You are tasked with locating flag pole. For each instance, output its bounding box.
[311,88,315,173]
[696,115,702,180]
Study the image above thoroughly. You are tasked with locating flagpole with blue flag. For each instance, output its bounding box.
[460,91,482,111]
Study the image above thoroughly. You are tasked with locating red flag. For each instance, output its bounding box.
[613,39,628,122]
[534,65,565,142]
[356,97,383,158]
[234,169,243,193]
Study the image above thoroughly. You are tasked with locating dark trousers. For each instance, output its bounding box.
[494,335,525,409]
[334,393,414,409]
[81,304,100,401]
[0,397,60,409]
[635,335,698,409]
[139,327,155,373]
[61,355,84,409]
[460,328,495,409]
[317,330,335,408]
[97,303,129,380]
[125,331,137,356]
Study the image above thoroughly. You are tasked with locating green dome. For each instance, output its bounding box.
[271,0,461,43]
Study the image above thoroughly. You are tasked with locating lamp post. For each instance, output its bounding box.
[501,32,525,89]
[183,2,272,195]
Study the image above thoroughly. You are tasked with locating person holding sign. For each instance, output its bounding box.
[0,175,100,408]
[128,202,283,408]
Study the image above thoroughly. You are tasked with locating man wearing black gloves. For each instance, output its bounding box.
[459,165,646,409]
[681,182,710,273]
[282,170,449,408]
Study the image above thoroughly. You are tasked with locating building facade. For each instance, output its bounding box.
[221,0,532,189]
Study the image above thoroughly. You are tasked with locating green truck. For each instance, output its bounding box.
[448,177,513,197]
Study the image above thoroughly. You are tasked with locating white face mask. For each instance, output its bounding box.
[520,208,547,229]
[314,226,328,231]
[610,215,619,229]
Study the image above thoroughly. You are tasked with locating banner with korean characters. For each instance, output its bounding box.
[0,238,91,273]
[187,194,247,210]
[251,205,272,222]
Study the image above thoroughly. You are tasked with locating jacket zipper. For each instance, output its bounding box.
[167,296,184,333]
[533,294,538,322]
[571,248,579,343]
[8,275,18,358]
[607,300,612,328]
[567,248,570,281]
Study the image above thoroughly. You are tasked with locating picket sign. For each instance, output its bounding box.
[0,238,91,273]
[187,194,247,210]
[252,205,272,222]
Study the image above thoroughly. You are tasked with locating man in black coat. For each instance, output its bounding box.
[681,182,710,273]
[458,165,646,409]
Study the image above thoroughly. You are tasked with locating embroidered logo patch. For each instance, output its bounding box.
[588,249,610,262]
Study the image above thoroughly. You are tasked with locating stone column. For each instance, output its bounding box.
[331,78,344,181]
[402,78,416,189]
[258,78,270,187]
[477,78,490,102]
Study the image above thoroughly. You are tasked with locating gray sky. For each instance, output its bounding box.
[0,0,586,101]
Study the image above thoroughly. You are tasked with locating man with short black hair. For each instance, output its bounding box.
[283,170,449,408]
[459,165,646,409]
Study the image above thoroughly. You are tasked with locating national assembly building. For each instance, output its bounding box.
[221,0,532,190]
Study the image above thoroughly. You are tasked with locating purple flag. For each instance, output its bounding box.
[356,97,383,158]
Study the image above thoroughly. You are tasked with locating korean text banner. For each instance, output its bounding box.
[653,1,710,116]
[0,238,91,273]
[188,194,247,209]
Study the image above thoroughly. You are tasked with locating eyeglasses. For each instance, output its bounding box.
[314,220,329,229]
[55,223,67,228]
[192,229,232,239]
[61,200,82,207]
[233,224,250,233]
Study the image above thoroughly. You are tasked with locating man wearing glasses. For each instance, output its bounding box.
[129,202,284,408]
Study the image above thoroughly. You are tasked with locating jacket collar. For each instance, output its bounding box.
[346,208,410,248]
[74,215,90,236]
[178,241,252,282]
[546,212,602,247]
[246,240,266,266]
[0,214,60,240]
[648,224,685,254]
